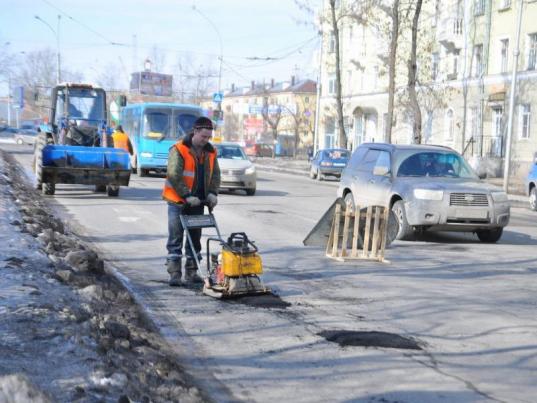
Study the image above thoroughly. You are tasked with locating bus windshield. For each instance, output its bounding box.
[142,109,200,140]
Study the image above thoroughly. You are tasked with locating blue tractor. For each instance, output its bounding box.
[34,83,131,197]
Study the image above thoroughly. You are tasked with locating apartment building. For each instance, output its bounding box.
[317,0,537,191]
[201,77,317,152]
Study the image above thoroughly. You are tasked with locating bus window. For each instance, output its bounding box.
[175,112,199,138]
[143,109,171,139]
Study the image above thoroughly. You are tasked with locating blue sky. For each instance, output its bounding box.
[1,0,320,93]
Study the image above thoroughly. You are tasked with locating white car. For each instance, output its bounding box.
[214,142,256,195]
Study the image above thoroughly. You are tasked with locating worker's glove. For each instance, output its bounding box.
[185,196,201,207]
[207,193,218,208]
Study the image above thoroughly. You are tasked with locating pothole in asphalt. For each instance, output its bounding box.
[228,294,291,309]
[318,330,422,350]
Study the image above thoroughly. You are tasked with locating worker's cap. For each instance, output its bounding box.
[193,117,214,131]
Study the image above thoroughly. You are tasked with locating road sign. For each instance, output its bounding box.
[213,92,223,103]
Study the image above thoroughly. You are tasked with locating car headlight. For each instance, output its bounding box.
[140,152,153,158]
[245,166,256,175]
[414,189,444,200]
[491,191,508,202]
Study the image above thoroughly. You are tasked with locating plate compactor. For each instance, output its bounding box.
[179,207,270,299]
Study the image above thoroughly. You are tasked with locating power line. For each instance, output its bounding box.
[41,0,127,46]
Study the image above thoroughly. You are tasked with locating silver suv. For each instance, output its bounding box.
[337,143,510,243]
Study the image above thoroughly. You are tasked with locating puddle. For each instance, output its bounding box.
[319,330,422,350]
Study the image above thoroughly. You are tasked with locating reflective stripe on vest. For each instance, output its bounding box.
[162,142,216,204]
[112,132,130,152]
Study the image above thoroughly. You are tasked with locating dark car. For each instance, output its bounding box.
[309,148,349,181]
[527,152,537,211]
[0,126,19,138]
[244,143,273,158]
[337,143,510,242]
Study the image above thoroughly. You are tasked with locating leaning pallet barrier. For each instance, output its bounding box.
[326,204,390,262]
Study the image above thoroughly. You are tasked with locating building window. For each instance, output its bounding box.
[328,33,336,54]
[519,104,531,139]
[528,33,537,70]
[328,75,336,95]
[373,66,379,89]
[474,0,485,15]
[500,39,509,73]
[445,109,455,141]
[432,52,439,80]
[304,97,309,104]
[492,106,503,137]
[473,44,483,77]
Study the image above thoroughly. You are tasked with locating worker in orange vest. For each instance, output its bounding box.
[162,117,221,286]
[111,125,133,155]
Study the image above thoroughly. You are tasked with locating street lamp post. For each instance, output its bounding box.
[35,15,61,83]
[192,6,223,123]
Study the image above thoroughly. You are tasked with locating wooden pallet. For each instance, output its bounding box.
[325,204,390,262]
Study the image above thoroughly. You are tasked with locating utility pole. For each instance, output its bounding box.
[314,33,323,154]
[503,0,524,192]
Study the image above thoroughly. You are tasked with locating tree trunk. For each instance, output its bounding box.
[329,0,346,148]
[408,0,423,144]
[386,0,400,144]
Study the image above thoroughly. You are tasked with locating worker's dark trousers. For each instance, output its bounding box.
[166,202,204,264]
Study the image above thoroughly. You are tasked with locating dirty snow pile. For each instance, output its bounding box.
[0,150,206,402]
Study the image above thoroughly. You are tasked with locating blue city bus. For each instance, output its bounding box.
[120,102,204,176]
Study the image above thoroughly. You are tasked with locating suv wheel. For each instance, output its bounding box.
[476,228,503,243]
[392,200,413,240]
[530,187,537,211]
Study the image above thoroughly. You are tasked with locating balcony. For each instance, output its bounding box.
[438,17,463,51]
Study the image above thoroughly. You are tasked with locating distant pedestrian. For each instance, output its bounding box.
[111,125,133,155]
[162,117,221,286]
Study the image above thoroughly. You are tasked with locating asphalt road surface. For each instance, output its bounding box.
[5,142,537,403]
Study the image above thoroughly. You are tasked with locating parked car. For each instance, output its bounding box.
[310,148,349,181]
[14,129,38,145]
[0,126,19,138]
[214,142,257,195]
[337,143,510,242]
[527,152,537,211]
[244,143,273,158]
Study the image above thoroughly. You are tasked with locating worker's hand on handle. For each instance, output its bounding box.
[185,196,201,207]
[207,193,218,209]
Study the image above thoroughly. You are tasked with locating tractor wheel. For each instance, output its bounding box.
[42,183,55,195]
[34,131,50,191]
[107,185,120,197]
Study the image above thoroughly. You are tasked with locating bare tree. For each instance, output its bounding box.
[328,0,346,148]
[261,92,282,158]
[95,62,122,91]
[386,0,400,143]
[407,0,423,143]
[280,99,314,157]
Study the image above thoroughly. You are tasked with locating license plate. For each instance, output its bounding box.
[222,175,239,181]
[455,209,488,219]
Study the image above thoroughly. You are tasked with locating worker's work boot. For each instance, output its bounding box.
[167,260,182,287]
[184,258,203,284]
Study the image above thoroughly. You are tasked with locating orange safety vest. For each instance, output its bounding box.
[112,131,130,152]
[162,142,216,204]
